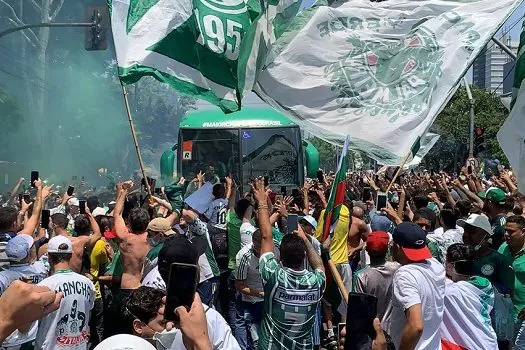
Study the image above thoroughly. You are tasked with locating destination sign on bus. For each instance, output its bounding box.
[202,120,283,128]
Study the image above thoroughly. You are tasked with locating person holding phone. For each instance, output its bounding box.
[252,178,326,350]
[390,222,446,350]
[156,235,240,349]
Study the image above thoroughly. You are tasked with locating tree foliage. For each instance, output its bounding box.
[0,86,23,136]
[422,85,507,172]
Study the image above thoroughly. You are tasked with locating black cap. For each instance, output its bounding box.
[392,222,432,261]
[158,236,207,282]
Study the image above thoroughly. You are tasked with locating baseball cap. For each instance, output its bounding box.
[457,214,493,236]
[47,236,73,254]
[299,215,318,229]
[67,197,79,207]
[366,231,389,255]
[5,234,34,262]
[371,215,393,232]
[392,222,432,261]
[147,218,176,236]
[485,187,507,205]
[92,207,108,217]
[94,334,155,350]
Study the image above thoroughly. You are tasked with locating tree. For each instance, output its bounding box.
[0,86,23,135]
[423,85,507,172]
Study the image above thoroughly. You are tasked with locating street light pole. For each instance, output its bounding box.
[463,77,475,158]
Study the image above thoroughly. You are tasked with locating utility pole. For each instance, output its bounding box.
[463,77,475,158]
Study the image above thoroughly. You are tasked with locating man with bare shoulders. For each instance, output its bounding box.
[38,209,101,273]
[106,181,151,337]
[348,201,371,271]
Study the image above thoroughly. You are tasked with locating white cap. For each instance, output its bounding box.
[5,234,34,262]
[93,334,156,350]
[299,215,318,229]
[457,214,493,236]
[67,197,79,207]
[47,236,73,254]
[92,207,108,217]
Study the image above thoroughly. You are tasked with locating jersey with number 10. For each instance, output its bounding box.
[204,198,228,230]
[259,252,326,349]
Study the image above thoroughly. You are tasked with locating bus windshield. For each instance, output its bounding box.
[241,127,302,187]
[179,129,239,183]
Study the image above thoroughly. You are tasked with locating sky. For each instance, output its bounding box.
[198,1,524,109]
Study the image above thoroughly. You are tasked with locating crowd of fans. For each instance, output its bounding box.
[0,165,524,350]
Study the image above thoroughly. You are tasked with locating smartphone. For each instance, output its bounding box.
[287,213,299,234]
[23,194,31,204]
[41,210,50,229]
[376,192,387,210]
[154,187,162,194]
[280,185,287,195]
[79,200,86,214]
[30,171,39,187]
[264,176,269,187]
[467,166,472,175]
[344,292,378,349]
[67,186,75,196]
[275,194,284,203]
[317,170,324,183]
[362,187,372,202]
[165,262,199,321]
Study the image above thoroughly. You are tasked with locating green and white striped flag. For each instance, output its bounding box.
[109,0,301,112]
[497,16,525,193]
[110,0,256,112]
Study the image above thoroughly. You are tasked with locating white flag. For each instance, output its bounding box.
[255,0,521,165]
[497,18,525,194]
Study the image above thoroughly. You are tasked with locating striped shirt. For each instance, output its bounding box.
[259,252,325,349]
[0,232,16,270]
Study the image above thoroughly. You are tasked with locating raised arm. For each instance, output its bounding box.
[225,176,233,202]
[453,179,483,210]
[302,183,311,215]
[253,178,274,255]
[18,180,45,236]
[6,178,24,205]
[85,207,102,247]
[295,225,324,273]
[114,181,132,239]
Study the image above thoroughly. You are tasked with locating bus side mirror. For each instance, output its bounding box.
[160,144,177,183]
[303,140,320,178]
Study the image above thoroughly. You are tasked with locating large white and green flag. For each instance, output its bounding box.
[497,17,525,193]
[254,0,521,165]
[109,0,301,112]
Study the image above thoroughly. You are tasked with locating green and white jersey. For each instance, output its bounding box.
[259,252,325,349]
[188,218,220,281]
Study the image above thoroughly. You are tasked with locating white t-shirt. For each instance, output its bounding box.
[390,258,445,350]
[240,222,256,248]
[204,198,228,230]
[441,277,497,350]
[235,244,264,303]
[0,258,50,294]
[35,271,95,350]
[169,304,241,350]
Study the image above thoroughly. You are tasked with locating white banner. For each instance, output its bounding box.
[255,0,521,165]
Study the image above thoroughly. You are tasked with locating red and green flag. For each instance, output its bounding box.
[322,136,350,242]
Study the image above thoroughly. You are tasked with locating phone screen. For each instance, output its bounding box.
[467,166,472,175]
[287,214,298,234]
[79,200,86,214]
[165,263,199,321]
[317,170,324,183]
[264,176,269,187]
[376,193,387,210]
[23,194,31,204]
[154,187,161,194]
[41,210,50,229]
[362,187,372,202]
[67,186,75,196]
[30,171,39,187]
[280,186,287,195]
[344,292,378,350]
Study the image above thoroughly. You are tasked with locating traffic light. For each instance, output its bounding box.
[474,127,485,156]
[85,6,108,51]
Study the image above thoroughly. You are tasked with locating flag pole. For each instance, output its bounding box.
[328,259,349,303]
[385,150,412,194]
[120,80,152,196]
